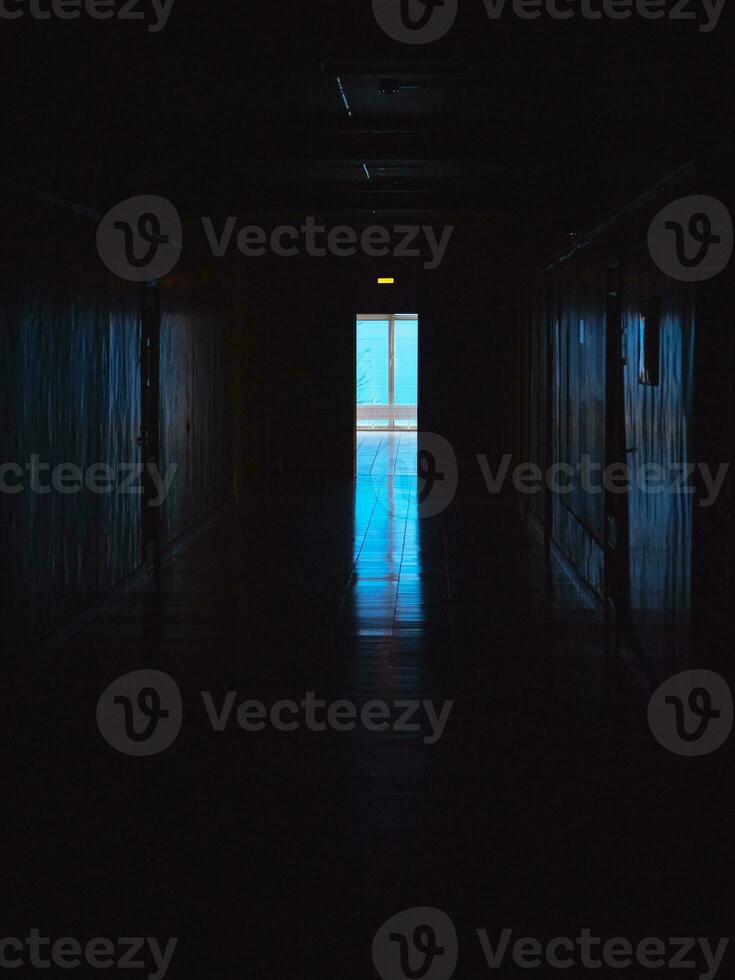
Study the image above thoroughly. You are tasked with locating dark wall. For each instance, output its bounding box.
[691,143,735,673]
[421,222,516,489]
[619,205,695,670]
[159,266,230,544]
[265,254,358,485]
[518,150,734,675]
[552,247,609,601]
[2,192,234,649]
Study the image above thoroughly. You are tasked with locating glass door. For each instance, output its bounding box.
[356,314,418,430]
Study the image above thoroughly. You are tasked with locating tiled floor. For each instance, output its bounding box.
[6,432,731,979]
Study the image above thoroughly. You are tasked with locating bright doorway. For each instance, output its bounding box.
[356,314,418,430]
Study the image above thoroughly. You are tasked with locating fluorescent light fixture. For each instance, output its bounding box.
[377,278,395,285]
[336,76,352,117]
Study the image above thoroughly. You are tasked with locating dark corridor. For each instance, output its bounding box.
[3,4,735,980]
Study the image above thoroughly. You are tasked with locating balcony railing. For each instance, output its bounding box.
[357,404,417,429]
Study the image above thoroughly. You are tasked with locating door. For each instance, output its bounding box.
[356,314,418,430]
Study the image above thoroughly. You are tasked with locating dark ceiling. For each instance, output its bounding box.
[3,0,734,261]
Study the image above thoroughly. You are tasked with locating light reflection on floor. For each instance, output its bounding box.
[349,431,422,639]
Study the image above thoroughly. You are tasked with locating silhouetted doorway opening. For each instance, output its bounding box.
[356,314,418,431]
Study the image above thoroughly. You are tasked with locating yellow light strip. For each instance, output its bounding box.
[377,277,395,285]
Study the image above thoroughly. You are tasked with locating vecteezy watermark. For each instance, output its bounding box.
[648,670,733,756]
[0,458,178,505]
[0,931,178,978]
[482,0,724,30]
[477,455,731,508]
[373,0,724,41]
[383,436,730,520]
[96,670,454,755]
[97,196,183,282]
[373,908,458,980]
[373,910,730,980]
[372,0,459,43]
[97,670,184,756]
[474,930,728,977]
[96,195,454,281]
[648,195,733,282]
[368,433,458,520]
[0,0,175,31]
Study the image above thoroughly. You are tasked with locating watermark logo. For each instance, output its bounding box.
[372,908,458,980]
[98,201,454,279]
[201,216,452,269]
[476,454,730,509]
[1,458,178,504]
[365,432,458,519]
[98,677,453,755]
[373,917,730,977]
[373,0,724,37]
[648,196,733,282]
[0,932,178,978]
[0,0,176,31]
[418,433,458,518]
[97,670,183,756]
[648,670,733,756]
[372,0,458,43]
[97,195,182,282]
[366,439,729,522]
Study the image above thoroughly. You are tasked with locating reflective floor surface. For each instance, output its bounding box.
[6,432,731,978]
